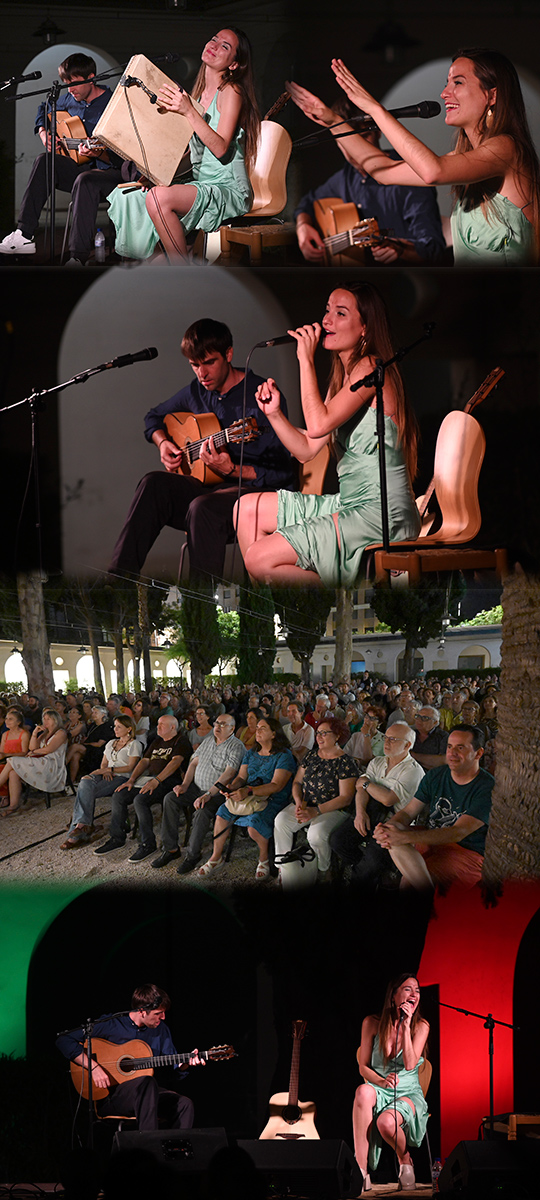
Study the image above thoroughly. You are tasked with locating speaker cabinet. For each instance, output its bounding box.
[237,1138,362,1198]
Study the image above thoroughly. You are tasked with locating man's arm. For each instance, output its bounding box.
[115,755,150,790]
[138,754,185,794]
[376,812,485,850]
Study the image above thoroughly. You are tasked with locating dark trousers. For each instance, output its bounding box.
[109,472,253,580]
[131,775,185,849]
[161,782,221,859]
[98,1075,194,1130]
[109,773,184,845]
[18,153,123,256]
[330,800,393,886]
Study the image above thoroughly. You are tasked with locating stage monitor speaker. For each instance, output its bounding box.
[237,1138,362,1199]
[438,1138,539,1198]
[111,1127,227,1179]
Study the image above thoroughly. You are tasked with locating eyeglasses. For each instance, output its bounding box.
[417,715,435,721]
[317,730,334,737]
[215,721,233,728]
[384,735,405,744]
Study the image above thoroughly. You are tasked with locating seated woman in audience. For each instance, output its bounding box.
[65,703,113,784]
[0,708,30,803]
[66,703,87,747]
[344,706,386,767]
[188,705,214,750]
[133,698,151,749]
[237,707,264,750]
[198,717,295,880]
[0,709,68,815]
[274,717,359,878]
[61,714,142,849]
[345,702,364,734]
[352,973,429,1192]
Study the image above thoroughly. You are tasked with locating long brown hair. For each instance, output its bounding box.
[191,27,261,175]
[327,282,418,481]
[451,48,540,257]
[377,972,427,1065]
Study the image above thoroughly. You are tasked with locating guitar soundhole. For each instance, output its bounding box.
[118,1058,132,1073]
[281,1104,301,1124]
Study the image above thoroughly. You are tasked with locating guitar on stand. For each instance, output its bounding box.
[260,1020,319,1140]
[417,366,505,535]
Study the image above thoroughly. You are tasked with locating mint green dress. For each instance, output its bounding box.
[107,90,251,258]
[366,1034,429,1170]
[276,406,420,587]
[451,195,535,266]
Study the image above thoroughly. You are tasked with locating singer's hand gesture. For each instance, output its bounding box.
[331,60,380,118]
[286,80,338,128]
[255,378,282,416]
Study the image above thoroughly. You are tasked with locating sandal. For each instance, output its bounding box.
[60,825,93,850]
[0,805,21,817]
[197,857,224,877]
[255,860,270,880]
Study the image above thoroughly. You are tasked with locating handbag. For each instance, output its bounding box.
[226,793,267,816]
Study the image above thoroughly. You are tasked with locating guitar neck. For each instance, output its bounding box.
[288,1036,302,1108]
[186,427,229,464]
[128,1048,209,1071]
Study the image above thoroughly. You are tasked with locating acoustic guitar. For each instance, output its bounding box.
[48,113,109,164]
[260,1020,319,1140]
[313,198,386,265]
[417,366,505,534]
[70,1037,235,1100]
[163,411,259,485]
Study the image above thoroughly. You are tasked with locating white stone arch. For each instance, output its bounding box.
[457,643,491,670]
[15,42,120,217]
[3,652,27,687]
[75,654,97,689]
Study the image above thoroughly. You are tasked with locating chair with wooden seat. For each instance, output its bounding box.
[371,409,508,583]
[219,120,295,264]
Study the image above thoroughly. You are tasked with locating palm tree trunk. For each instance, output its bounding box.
[483,571,540,886]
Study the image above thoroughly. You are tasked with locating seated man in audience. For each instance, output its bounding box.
[374,726,493,891]
[411,706,448,770]
[152,713,245,875]
[330,722,424,883]
[94,715,191,860]
[283,701,315,763]
[305,694,330,730]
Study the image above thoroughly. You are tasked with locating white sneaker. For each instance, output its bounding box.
[0,229,36,255]
[398,1163,416,1190]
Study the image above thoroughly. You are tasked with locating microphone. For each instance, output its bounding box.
[398,1006,408,1022]
[255,334,296,348]
[354,100,441,133]
[4,71,43,85]
[105,347,158,369]
[155,53,180,64]
[120,74,157,104]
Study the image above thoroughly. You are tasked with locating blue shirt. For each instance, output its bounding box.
[294,160,445,261]
[35,86,121,171]
[56,1011,187,1073]
[144,368,297,492]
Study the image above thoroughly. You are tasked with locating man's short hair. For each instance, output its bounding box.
[287,701,305,715]
[59,53,97,82]
[131,984,171,1013]
[419,706,440,722]
[449,724,485,752]
[387,722,416,749]
[181,319,233,363]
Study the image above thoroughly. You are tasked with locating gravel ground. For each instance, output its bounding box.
[0,787,278,890]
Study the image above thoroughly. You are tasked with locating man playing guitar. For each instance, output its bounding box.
[109,317,297,584]
[57,983,203,1128]
[0,53,124,265]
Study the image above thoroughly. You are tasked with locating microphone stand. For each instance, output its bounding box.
[439,1000,518,1135]
[58,1009,131,1149]
[1,351,156,573]
[349,323,435,552]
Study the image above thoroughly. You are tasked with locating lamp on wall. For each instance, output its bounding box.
[32,17,65,46]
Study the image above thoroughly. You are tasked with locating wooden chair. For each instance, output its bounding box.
[371,410,508,583]
[219,121,295,264]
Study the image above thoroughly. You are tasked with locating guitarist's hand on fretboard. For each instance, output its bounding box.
[199,436,234,478]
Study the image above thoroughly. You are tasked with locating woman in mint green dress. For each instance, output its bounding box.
[144,27,259,261]
[325,48,539,266]
[352,974,430,1193]
[235,281,420,587]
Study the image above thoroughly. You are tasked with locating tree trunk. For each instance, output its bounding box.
[402,642,418,681]
[78,584,105,695]
[483,571,540,886]
[16,571,55,700]
[113,618,126,694]
[333,588,353,683]
[137,583,153,692]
